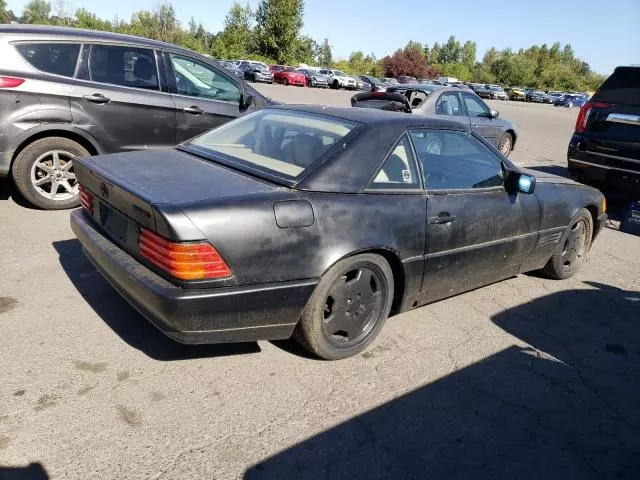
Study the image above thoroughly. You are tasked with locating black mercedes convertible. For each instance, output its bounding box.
[70,105,607,360]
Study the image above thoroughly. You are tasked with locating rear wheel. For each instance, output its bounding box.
[283,78,289,86]
[332,80,339,89]
[498,132,514,156]
[12,137,89,210]
[294,253,394,360]
[542,208,593,279]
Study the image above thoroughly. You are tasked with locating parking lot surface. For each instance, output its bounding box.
[1,85,639,479]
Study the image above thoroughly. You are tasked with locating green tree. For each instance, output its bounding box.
[75,8,112,31]
[21,0,51,24]
[316,38,333,67]
[211,2,254,59]
[155,2,180,43]
[293,35,317,64]
[1,0,11,23]
[255,0,304,64]
[439,35,461,64]
[461,40,476,68]
[429,42,441,64]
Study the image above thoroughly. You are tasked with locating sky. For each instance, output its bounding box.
[6,0,640,74]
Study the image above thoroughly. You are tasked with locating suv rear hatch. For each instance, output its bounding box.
[576,67,640,174]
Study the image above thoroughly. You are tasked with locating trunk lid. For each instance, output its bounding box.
[74,148,279,239]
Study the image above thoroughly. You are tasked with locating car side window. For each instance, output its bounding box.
[88,45,158,90]
[169,54,241,103]
[369,135,421,190]
[462,93,490,117]
[410,130,504,190]
[435,92,463,116]
[16,43,81,77]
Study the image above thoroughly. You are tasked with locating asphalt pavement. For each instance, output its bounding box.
[1,84,639,479]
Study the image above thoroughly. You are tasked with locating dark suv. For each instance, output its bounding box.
[568,66,640,194]
[0,25,270,209]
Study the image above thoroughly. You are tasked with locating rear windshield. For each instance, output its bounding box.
[15,43,80,77]
[188,110,358,179]
[592,67,640,107]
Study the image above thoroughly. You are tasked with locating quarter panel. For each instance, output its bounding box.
[181,192,427,298]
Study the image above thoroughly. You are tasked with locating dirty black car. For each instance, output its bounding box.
[71,106,607,360]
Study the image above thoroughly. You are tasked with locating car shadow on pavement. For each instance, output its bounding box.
[0,177,38,209]
[53,239,261,361]
[0,463,49,479]
[244,281,640,480]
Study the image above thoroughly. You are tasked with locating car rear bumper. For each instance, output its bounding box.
[70,210,318,344]
[568,142,640,194]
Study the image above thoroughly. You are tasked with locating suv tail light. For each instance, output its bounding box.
[139,228,232,281]
[0,76,25,88]
[575,101,610,133]
[79,185,93,215]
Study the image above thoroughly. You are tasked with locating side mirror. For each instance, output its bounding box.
[241,92,254,109]
[489,109,499,118]
[505,170,536,194]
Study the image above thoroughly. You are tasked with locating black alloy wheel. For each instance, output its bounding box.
[542,208,593,279]
[294,253,394,360]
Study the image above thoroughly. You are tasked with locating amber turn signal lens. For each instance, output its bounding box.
[602,196,607,214]
[138,228,232,281]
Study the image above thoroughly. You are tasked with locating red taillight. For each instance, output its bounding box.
[575,101,609,133]
[79,185,93,215]
[0,76,25,88]
[138,228,232,281]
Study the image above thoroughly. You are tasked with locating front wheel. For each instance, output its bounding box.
[12,137,89,210]
[542,208,593,280]
[283,78,289,86]
[498,132,513,156]
[331,80,339,89]
[294,253,394,360]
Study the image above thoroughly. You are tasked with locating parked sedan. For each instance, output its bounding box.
[471,84,493,99]
[487,84,508,100]
[526,89,547,103]
[554,94,587,108]
[71,105,607,360]
[507,86,527,101]
[297,69,329,88]
[359,75,387,92]
[319,69,357,89]
[397,75,418,84]
[352,85,518,156]
[273,67,306,86]
[213,60,244,79]
[242,62,273,83]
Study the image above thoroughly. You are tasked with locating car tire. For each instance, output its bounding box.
[542,208,593,280]
[332,80,339,89]
[293,253,394,360]
[498,132,514,156]
[283,78,289,86]
[12,137,89,210]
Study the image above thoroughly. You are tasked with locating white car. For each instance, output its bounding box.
[319,69,357,90]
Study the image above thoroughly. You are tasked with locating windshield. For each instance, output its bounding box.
[251,63,268,71]
[333,70,347,76]
[188,110,358,179]
[490,86,503,91]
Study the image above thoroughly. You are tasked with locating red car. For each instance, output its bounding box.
[272,67,306,86]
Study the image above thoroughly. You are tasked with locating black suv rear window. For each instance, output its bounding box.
[592,67,640,107]
[15,43,80,77]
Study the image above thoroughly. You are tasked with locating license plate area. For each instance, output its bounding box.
[99,202,129,245]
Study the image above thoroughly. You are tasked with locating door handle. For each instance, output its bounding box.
[82,94,110,104]
[428,212,456,224]
[183,106,204,115]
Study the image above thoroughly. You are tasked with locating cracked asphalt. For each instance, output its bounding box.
[1,85,639,479]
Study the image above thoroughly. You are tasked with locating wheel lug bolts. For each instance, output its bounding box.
[347,298,352,303]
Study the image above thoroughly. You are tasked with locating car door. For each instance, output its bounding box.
[409,129,540,304]
[461,92,503,146]
[432,91,470,128]
[165,52,255,144]
[70,44,176,153]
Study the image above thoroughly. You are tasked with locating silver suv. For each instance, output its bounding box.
[0,25,268,209]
